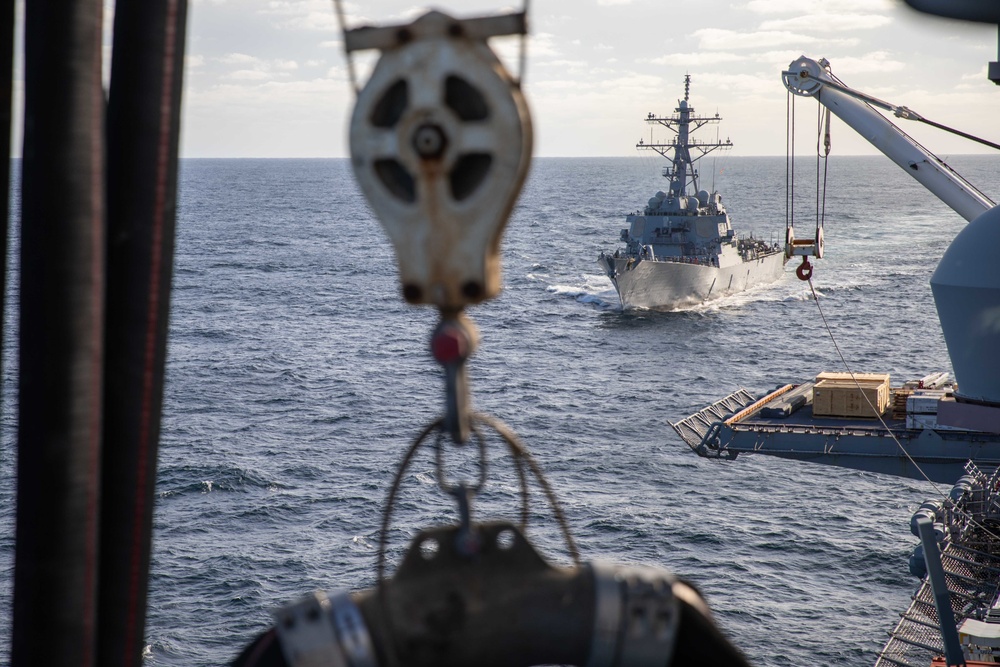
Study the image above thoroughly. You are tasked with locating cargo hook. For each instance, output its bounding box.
[795,256,813,281]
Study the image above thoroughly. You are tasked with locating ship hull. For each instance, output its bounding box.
[600,251,786,310]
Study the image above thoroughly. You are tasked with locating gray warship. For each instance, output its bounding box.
[598,76,785,310]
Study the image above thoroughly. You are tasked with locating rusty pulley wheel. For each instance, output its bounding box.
[348,10,533,309]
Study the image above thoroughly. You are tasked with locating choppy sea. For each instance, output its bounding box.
[2,154,999,665]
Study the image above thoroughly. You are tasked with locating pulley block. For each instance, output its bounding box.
[782,56,828,97]
[347,10,533,308]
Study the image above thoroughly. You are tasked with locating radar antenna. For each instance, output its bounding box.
[637,76,732,197]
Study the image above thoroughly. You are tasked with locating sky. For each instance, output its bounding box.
[175,0,1000,157]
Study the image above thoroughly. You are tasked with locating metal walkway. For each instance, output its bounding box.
[876,463,1000,667]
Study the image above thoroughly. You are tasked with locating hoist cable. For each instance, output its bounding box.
[790,95,795,232]
[816,104,829,242]
[815,102,821,239]
[806,276,943,489]
[805,276,1000,545]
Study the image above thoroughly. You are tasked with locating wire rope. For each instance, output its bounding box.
[331,0,359,96]
[805,276,1000,544]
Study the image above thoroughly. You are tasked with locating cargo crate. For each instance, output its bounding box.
[812,374,890,418]
[907,390,949,415]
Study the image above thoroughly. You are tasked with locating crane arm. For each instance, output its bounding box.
[783,56,995,223]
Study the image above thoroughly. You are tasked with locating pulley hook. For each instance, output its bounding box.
[795,256,813,281]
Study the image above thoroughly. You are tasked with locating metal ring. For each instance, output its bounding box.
[273,591,347,667]
[586,564,680,667]
[587,562,623,667]
[330,592,379,667]
[434,421,489,496]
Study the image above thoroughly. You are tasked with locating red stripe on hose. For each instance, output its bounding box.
[123,1,178,663]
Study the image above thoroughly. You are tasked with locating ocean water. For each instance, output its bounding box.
[2,154,999,665]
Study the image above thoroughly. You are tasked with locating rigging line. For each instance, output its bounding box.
[785,91,790,231]
[815,100,821,237]
[517,0,529,87]
[820,140,829,238]
[914,115,1000,153]
[824,70,1000,153]
[791,92,795,231]
[820,108,830,240]
[477,413,581,566]
[804,276,946,498]
[331,0,359,96]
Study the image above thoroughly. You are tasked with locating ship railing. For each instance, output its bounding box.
[876,464,1000,667]
[651,255,717,267]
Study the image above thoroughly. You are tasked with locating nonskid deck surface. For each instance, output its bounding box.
[673,383,903,449]
[739,404,906,430]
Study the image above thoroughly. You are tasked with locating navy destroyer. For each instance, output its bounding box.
[598,76,785,310]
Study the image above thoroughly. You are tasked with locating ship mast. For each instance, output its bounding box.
[637,75,732,198]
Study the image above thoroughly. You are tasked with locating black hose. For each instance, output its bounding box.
[98,1,187,665]
[13,1,106,665]
[0,0,14,416]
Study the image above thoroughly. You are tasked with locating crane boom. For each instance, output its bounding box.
[783,56,995,222]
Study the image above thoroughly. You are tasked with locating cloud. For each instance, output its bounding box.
[696,71,778,97]
[216,53,302,81]
[693,28,859,51]
[227,70,271,81]
[259,0,341,31]
[219,53,260,65]
[745,0,797,13]
[186,54,205,69]
[542,58,588,67]
[759,13,892,32]
[187,77,341,111]
[491,31,560,70]
[642,52,745,66]
[755,50,813,67]
[694,28,821,50]
[824,51,905,74]
[597,0,632,5]
[961,65,989,81]
[747,0,892,13]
